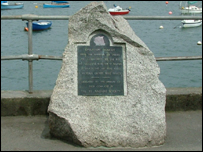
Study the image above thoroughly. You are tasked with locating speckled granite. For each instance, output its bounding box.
[48,1,166,148]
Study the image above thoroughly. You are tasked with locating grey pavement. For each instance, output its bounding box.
[1,110,202,151]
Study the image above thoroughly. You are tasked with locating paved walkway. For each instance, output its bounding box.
[1,111,202,151]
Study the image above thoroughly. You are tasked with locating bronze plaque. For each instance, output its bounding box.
[78,34,124,96]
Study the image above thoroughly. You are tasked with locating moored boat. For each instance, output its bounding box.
[43,2,70,8]
[108,4,130,15]
[181,19,202,27]
[1,1,8,5]
[25,21,52,31]
[51,1,68,3]
[1,1,24,10]
[179,1,202,14]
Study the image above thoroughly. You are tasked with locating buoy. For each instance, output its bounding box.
[24,27,28,31]
[159,25,164,29]
[165,1,168,4]
[197,41,202,45]
[169,11,172,15]
[35,5,38,8]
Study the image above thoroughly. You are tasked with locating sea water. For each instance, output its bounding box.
[1,1,202,91]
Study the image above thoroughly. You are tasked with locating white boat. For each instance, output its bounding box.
[1,1,24,10]
[1,1,8,5]
[179,1,202,14]
[108,4,130,15]
[180,5,202,14]
[181,19,202,27]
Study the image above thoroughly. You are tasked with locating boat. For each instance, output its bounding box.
[1,1,24,10]
[108,4,130,15]
[179,1,202,14]
[43,2,70,8]
[51,1,68,3]
[181,19,202,27]
[1,1,8,5]
[25,21,52,31]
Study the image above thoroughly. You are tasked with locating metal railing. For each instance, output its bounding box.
[1,15,202,93]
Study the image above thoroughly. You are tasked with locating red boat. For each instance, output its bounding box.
[108,5,130,15]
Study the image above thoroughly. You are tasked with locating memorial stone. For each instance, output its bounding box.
[48,1,166,148]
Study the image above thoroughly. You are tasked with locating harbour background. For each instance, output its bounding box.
[1,1,202,91]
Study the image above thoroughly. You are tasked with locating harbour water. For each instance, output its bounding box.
[1,1,202,91]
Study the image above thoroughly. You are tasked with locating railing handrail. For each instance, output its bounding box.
[1,15,202,20]
[1,14,202,93]
[1,55,202,61]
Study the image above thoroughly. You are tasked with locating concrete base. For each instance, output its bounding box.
[1,88,202,116]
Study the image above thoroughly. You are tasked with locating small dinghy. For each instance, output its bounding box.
[25,21,52,31]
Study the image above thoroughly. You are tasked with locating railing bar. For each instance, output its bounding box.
[1,57,25,60]
[1,56,202,61]
[156,56,202,61]
[28,20,33,93]
[1,55,63,60]
[1,15,22,19]
[38,55,63,60]
[1,15,202,20]
[123,16,202,20]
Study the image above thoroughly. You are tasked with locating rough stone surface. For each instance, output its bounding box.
[48,1,166,148]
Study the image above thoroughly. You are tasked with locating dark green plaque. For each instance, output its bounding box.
[78,34,124,96]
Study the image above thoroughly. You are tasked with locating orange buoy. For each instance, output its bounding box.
[24,27,28,31]
[169,11,172,15]
[165,1,168,4]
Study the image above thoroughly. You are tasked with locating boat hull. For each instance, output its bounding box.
[43,3,70,8]
[26,21,52,31]
[1,4,24,9]
[109,11,129,15]
[182,20,202,28]
[51,1,68,3]
[180,9,202,14]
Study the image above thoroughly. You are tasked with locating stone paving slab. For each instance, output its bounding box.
[1,110,202,151]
